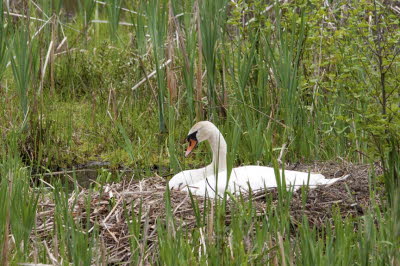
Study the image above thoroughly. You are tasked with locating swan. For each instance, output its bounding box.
[169,121,348,198]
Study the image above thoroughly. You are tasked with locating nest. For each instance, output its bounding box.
[35,161,381,264]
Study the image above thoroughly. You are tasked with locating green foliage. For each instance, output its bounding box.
[200,0,228,117]
[53,182,97,264]
[0,3,8,82]
[0,133,38,260]
[0,0,399,263]
[1,0,396,170]
[78,0,96,29]
[10,26,39,123]
[10,169,39,258]
[106,0,123,42]
[304,0,399,196]
[129,1,147,56]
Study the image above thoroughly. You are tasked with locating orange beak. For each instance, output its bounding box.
[185,139,198,157]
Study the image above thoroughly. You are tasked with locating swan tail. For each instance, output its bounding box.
[322,174,350,187]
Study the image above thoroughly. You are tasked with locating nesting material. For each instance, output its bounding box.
[35,162,380,264]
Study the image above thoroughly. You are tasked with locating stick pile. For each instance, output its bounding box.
[34,162,379,264]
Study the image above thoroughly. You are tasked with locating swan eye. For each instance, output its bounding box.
[186,131,198,142]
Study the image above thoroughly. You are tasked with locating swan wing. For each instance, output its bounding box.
[229,166,348,193]
[169,167,209,189]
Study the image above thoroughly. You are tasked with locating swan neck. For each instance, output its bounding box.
[208,129,227,173]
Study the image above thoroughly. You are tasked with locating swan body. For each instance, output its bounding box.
[187,166,348,198]
[169,121,348,198]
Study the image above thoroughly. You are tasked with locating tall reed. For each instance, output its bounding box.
[266,7,309,156]
[173,0,197,122]
[0,3,8,81]
[10,26,39,126]
[199,0,228,118]
[37,0,62,17]
[0,133,38,261]
[10,167,39,259]
[130,1,147,56]
[146,0,168,133]
[78,0,96,41]
[53,181,97,264]
[106,0,123,43]
[0,175,8,265]
[232,33,268,162]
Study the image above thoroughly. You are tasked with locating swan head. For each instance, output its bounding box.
[185,121,218,157]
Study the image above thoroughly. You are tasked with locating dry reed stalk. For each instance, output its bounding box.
[228,232,234,259]
[56,37,67,52]
[272,241,279,266]
[90,19,134,26]
[94,1,139,15]
[100,236,107,265]
[50,15,56,94]
[277,142,287,165]
[31,17,52,41]
[4,11,47,22]
[91,91,97,126]
[43,240,59,265]
[277,232,287,266]
[133,58,171,101]
[207,201,214,243]
[40,40,53,93]
[52,228,59,263]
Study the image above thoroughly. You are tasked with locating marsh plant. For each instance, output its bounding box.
[0,0,399,264]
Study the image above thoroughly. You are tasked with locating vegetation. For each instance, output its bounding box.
[0,0,399,264]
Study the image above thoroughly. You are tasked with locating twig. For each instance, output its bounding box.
[56,37,67,52]
[17,263,53,266]
[91,20,134,26]
[4,11,47,22]
[132,59,172,91]
[103,198,123,224]
[39,40,53,93]
[103,223,119,243]
[233,98,288,129]
[277,232,287,266]
[33,169,97,177]
[95,1,142,15]
[54,48,86,57]
[277,143,287,165]
[31,16,53,40]
[30,0,50,19]
[43,240,59,266]
[38,178,55,189]
[173,194,189,214]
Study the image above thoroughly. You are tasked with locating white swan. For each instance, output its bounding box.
[169,121,348,198]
